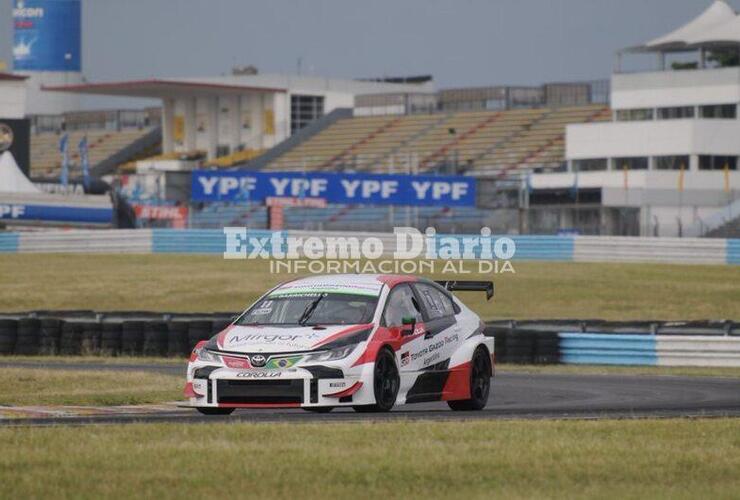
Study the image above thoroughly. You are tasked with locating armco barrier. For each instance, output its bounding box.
[0,233,19,253]
[559,333,658,366]
[728,239,740,265]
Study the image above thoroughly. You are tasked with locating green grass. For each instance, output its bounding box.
[1,254,738,320]
[0,368,183,406]
[1,355,186,366]
[497,363,740,378]
[0,419,738,499]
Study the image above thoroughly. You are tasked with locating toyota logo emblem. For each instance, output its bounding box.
[0,124,13,152]
[250,354,267,367]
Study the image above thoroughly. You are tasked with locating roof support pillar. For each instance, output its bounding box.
[230,95,242,153]
[183,97,197,152]
[207,96,219,160]
[162,97,175,154]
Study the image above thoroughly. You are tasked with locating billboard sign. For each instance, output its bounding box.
[0,118,30,176]
[191,170,476,207]
[13,0,82,71]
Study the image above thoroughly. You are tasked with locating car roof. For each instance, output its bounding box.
[273,274,419,297]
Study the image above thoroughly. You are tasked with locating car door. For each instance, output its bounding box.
[411,282,462,369]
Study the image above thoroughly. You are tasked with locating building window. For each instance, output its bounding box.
[615,108,653,121]
[700,104,736,119]
[657,106,694,120]
[655,155,689,170]
[699,155,737,170]
[615,157,648,170]
[573,159,607,172]
[290,95,324,134]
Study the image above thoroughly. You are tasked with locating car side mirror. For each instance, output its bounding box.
[401,316,416,336]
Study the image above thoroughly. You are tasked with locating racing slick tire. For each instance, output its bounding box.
[353,347,399,413]
[196,407,235,416]
[303,407,334,413]
[447,346,492,411]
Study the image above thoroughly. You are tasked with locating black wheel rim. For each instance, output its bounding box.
[374,352,398,406]
[471,351,490,402]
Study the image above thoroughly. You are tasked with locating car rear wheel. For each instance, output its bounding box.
[353,348,399,413]
[196,407,235,416]
[447,346,491,411]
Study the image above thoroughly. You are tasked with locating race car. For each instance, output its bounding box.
[184,274,494,414]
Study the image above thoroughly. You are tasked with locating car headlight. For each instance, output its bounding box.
[194,346,221,363]
[303,344,358,363]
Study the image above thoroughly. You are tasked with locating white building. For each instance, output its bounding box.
[538,0,740,236]
[45,73,434,161]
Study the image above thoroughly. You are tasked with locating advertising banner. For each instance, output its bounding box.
[13,0,82,71]
[0,118,30,176]
[191,170,476,207]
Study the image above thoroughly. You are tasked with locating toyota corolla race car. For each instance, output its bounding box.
[184,274,494,414]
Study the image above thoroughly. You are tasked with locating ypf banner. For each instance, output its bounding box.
[191,170,476,207]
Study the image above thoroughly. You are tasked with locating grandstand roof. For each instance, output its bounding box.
[42,78,287,98]
[0,72,28,81]
[43,73,433,99]
[628,0,740,52]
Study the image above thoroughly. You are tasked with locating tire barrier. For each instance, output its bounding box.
[0,319,17,355]
[0,313,737,366]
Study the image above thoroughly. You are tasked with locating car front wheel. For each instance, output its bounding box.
[353,347,399,413]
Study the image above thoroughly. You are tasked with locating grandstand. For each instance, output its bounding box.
[262,104,610,176]
[29,128,158,177]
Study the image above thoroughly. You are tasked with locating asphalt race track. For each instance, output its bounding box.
[1,361,739,426]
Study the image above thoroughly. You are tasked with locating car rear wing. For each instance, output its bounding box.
[435,280,494,301]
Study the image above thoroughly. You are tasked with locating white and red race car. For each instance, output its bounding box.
[184,274,494,414]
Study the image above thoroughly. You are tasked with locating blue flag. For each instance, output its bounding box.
[525,172,534,194]
[78,135,90,189]
[59,133,69,187]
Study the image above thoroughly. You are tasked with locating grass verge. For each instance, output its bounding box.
[0,419,738,499]
[0,254,738,320]
[0,368,182,406]
[497,363,740,378]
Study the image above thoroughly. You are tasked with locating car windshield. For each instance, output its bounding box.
[237,293,378,326]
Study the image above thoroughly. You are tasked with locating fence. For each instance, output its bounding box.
[1,314,738,367]
[1,229,739,265]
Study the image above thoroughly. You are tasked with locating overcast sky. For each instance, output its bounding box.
[0,0,732,99]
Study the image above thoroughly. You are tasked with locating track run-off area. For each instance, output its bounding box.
[1,361,739,426]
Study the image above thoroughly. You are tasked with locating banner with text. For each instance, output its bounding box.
[191,170,476,207]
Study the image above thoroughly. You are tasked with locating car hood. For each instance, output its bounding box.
[214,323,372,353]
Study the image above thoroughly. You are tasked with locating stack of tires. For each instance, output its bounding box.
[14,318,41,355]
[0,319,17,355]
[40,318,63,355]
[187,320,213,353]
[143,321,169,356]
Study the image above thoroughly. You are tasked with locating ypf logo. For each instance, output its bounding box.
[249,354,267,367]
[0,124,13,152]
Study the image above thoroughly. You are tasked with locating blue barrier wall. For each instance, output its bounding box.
[0,233,19,253]
[559,333,658,365]
[152,229,281,254]
[728,239,740,265]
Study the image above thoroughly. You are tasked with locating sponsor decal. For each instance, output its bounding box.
[401,351,410,367]
[328,381,347,388]
[229,334,301,344]
[235,371,281,378]
[266,355,302,370]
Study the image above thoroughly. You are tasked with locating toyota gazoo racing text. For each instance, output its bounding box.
[184,274,495,414]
